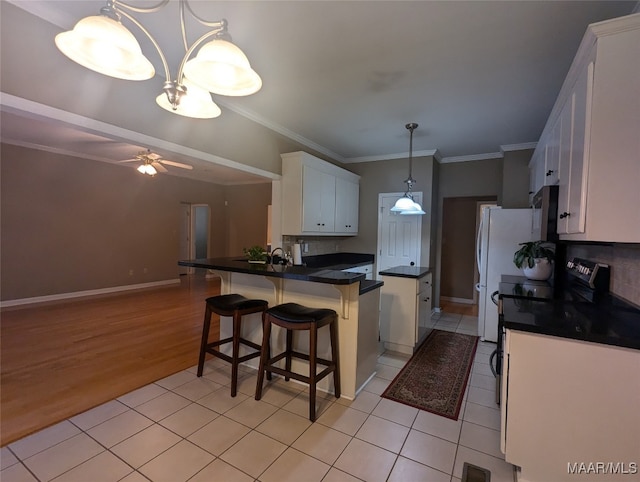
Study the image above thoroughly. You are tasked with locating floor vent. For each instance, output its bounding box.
[462,462,491,482]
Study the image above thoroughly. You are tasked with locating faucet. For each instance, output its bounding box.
[270,247,284,267]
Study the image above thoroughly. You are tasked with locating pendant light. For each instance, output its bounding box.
[391,123,425,215]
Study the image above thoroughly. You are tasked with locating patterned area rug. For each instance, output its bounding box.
[382,329,479,420]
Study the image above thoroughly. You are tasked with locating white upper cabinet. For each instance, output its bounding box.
[529,13,640,242]
[334,177,359,234]
[281,151,360,236]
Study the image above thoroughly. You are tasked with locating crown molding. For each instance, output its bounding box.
[500,142,537,152]
[439,151,503,164]
[216,99,346,164]
[342,148,439,164]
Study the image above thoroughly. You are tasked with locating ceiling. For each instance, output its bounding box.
[1,0,637,184]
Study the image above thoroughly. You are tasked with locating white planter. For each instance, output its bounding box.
[522,258,553,280]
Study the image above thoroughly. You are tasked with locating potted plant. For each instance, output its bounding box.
[513,241,555,280]
[243,245,268,264]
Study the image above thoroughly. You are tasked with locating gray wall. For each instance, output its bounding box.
[435,157,503,306]
[0,144,271,301]
[341,155,436,268]
[502,149,533,208]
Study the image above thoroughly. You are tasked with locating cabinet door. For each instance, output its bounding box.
[565,61,593,234]
[302,166,336,232]
[544,118,561,186]
[335,177,359,234]
[557,95,574,234]
[416,275,433,344]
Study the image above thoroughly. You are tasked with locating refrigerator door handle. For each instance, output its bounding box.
[476,213,484,273]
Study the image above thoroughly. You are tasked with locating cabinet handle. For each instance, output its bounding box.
[546,170,555,176]
[423,297,430,302]
[559,212,571,219]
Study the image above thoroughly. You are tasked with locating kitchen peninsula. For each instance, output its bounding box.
[178,257,383,399]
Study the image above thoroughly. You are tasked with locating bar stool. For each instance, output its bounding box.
[255,302,340,421]
[197,294,269,397]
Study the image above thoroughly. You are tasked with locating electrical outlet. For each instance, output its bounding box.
[143,267,148,274]
[303,243,309,253]
[129,269,134,276]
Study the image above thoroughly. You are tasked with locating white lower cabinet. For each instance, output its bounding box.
[342,264,373,280]
[501,330,640,482]
[379,272,433,354]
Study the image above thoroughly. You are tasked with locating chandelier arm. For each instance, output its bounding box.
[175,26,227,82]
[184,0,229,29]
[115,7,172,81]
[112,0,170,15]
[179,0,188,53]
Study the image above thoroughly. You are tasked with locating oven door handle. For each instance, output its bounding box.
[491,290,500,306]
[489,349,498,377]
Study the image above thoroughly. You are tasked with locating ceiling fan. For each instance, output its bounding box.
[119,149,193,176]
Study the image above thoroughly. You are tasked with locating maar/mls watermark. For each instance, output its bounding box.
[568,462,638,475]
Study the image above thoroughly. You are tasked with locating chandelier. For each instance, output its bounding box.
[54,0,261,119]
[391,123,426,215]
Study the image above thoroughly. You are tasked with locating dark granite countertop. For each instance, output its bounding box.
[179,256,375,287]
[378,266,432,279]
[502,294,640,350]
[499,275,555,301]
[359,280,384,295]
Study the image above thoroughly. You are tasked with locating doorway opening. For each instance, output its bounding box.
[440,196,496,308]
[179,203,211,274]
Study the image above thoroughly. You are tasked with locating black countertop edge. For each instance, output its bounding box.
[378,266,432,279]
[504,322,640,351]
[359,280,384,295]
[178,257,365,285]
[303,252,374,269]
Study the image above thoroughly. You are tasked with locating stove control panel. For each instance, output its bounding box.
[566,258,610,290]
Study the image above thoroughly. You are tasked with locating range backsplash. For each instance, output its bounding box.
[566,243,640,305]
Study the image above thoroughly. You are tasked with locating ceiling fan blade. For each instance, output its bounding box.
[152,161,168,173]
[146,152,162,160]
[117,158,139,163]
[159,159,193,170]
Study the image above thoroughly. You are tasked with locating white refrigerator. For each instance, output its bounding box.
[476,206,533,342]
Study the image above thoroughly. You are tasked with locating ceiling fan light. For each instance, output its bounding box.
[184,38,262,96]
[55,15,154,80]
[391,196,415,212]
[156,79,222,119]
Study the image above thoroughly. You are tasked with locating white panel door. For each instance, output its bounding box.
[376,193,422,278]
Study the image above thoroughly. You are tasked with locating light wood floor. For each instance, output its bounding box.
[0,275,220,446]
[439,299,479,316]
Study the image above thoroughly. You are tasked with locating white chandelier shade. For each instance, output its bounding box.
[137,163,157,176]
[55,15,155,81]
[184,39,262,96]
[156,78,222,119]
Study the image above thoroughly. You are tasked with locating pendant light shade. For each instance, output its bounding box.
[55,15,154,81]
[391,123,425,215]
[156,78,222,119]
[184,38,262,96]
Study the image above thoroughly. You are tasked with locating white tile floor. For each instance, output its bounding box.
[1,312,516,482]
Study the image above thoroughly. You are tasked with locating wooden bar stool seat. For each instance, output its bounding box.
[198,294,269,397]
[255,302,340,421]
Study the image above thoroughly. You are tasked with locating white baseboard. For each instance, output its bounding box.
[0,279,181,308]
[441,296,475,305]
